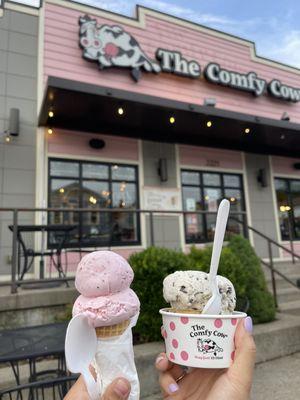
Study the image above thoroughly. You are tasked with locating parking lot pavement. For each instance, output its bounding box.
[142,352,300,399]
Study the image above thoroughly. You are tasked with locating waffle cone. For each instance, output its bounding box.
[169,308,202,314]
[95,319,130,338]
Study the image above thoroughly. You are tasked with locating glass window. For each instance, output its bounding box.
[182,171,200,185]
[275,177,300,240]
[50,161,79,177]
[203,173,221,186]
[111,165,136,181]
[223,174,240,188]
[181,170,245,243]
[48,159,140,247]
[82,164,109,179]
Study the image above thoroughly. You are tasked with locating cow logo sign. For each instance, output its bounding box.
[79,15,161,82]
[197,339,223,357]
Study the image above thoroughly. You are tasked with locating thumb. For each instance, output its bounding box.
[228,316,256,393]
[101,378,131,400]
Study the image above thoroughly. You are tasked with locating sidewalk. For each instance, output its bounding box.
[142,352,300,399]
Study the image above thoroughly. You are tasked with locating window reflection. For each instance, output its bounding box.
[181,170,245,243]
[49,159,140,247]
[275,178,300,240]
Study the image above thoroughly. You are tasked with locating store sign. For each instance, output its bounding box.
[79,15,300,102]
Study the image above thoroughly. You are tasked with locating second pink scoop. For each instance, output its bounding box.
[73,288,140,327]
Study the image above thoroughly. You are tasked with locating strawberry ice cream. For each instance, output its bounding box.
[75,251,134,297]
[73,288,139,327]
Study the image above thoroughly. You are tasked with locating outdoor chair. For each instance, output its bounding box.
[0,374,78,400]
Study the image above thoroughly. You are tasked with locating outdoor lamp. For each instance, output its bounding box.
[281,112,290,121]
[204,98,216,107]
[257,168,268,187]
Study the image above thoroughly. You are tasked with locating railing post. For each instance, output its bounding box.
[149,211,155,247]
[268,240,278,308]
[287,213,295,264]
[11,209,18,294]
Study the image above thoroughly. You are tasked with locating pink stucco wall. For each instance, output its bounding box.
[44,3,300,122]
[271,156,300,176]
[179,145,243,170]
[48,129,139,161]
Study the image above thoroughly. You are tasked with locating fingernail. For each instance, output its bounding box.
[244,316,253,334]
[114,378,130,398]
[168,383,179,393]
[156,355,165,365]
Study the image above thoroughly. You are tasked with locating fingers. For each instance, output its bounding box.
[64,376,131,400]
[155,353,185,397]
[101,378,131,400]
[64,375,89,400]
[228,316,256,392]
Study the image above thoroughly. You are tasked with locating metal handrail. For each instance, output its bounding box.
[0,207,299,302]
[231,216,300,308]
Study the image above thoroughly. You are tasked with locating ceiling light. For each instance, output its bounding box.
[48,128,53,135]
[280,134,285,140]
[169,116,175,124]
[117,107,124,115]
[206,121,212,128]
[5,135,11,143]
[48,110,54,118]
[230,197,236,202]
[245,128,250,134]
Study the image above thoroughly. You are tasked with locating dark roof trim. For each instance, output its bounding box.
[40,76,300,133]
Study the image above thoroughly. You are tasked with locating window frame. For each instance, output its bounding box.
[274,177,300,241]
[48,157,141,248]
[181,169,246,243]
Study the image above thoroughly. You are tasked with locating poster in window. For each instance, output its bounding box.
[186,214,198,233]
[186,198,196,211]
[143,187,180,211]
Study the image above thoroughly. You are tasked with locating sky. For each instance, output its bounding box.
[73,0,300,68]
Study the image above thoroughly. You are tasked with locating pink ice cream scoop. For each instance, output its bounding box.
[73,251,140,328]
[75,250,134,297]
[73,288,140,327]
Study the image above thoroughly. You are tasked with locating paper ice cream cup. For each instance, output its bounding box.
[160,308,247,368]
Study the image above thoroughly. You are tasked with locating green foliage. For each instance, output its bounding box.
[228,235,276,324]
[187,245,248,304]
[54,303,73,322]
[129,247,192,342]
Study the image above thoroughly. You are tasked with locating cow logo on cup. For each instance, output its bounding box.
[79,15,161,82]
[197,339,223,357]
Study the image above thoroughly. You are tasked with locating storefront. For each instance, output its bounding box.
[1,0,300,276]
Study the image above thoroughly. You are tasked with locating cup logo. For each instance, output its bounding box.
[79,15,161,82]
[197,339,223,356]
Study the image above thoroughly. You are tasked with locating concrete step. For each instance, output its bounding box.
[276,287,300,303]
[278,300,300,316]
[262,263,300,277]
[266,274,300,290]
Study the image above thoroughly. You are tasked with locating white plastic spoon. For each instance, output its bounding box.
[65,314,101,400]
[202,199,230,315]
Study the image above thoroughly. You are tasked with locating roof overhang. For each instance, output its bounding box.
[39,77,300,158]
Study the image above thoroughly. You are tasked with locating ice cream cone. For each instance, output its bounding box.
[95,319,130,338]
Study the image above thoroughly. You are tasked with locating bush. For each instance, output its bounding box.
[228,235,276,323]
[129,247,192,342]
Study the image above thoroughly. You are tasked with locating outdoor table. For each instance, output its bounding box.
[8,224,76,281]
[0,322,68,385]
